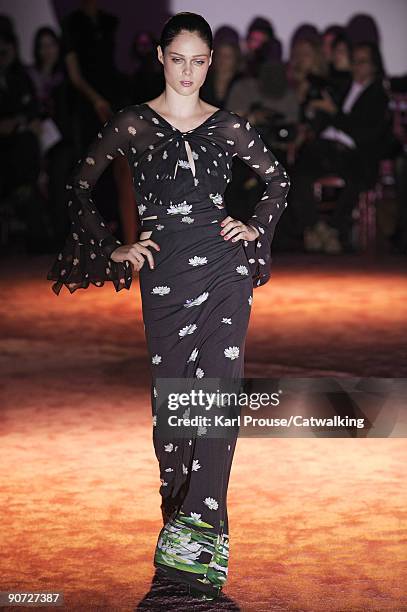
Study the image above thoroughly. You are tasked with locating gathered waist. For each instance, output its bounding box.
[140,207,228,233]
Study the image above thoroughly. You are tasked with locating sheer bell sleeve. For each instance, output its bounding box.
[229,114,291,288]
[46,108,135,295]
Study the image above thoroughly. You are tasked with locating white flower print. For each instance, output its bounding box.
[236,265,249,275]
[209,193,223,206]
[153,386,157,398]
[224,346,240,360]
[152,415,157,426]
[164,443,174,452]
[165,467,174,472]
[258,258,265,265]
[258,226,265,234]
[128,126,137,135]
[182,463,188,474]
[167,201,192,215]
[195,368,205,379]
[138,204,147,216]
[179,323,197,338]
[160,480,168,487]
[151,286,171,296]
[178,159,190,169]
[78,179,89,189]
[248,296,253,305]
[222,317,232,325]
[192,459,201,471]
[188,255,207,266]
[156,224,165,230]
[152,354,162,365]
[181,216,194,224]
[204,497,219,510]
[184,291,209,308]
[197,424,207,436]
[190,512,201,520]
[85,157,95,165]
[187,348,199,362]
[188,255,208,266]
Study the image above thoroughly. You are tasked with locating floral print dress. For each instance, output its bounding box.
[47,102,290,600]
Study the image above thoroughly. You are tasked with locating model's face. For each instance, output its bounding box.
[158,30,212,96]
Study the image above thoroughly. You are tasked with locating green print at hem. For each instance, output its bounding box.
[153,510,229,597]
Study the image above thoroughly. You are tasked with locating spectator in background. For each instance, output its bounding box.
[129,30,164,105]
[226,59,299,126]
[329,33,353,98]
[346,13,380,47]
[244,16,282,77]
[61,0,136,246]
[61,0,129,150]
[287,36,329,122]
[288,41,389,254]
[321,24,345,65]
[200,28,243,108]
[289,23,320,51]
[0,28,52,252]
[27,27,75,249]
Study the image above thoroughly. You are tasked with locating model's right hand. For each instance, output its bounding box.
[110,239,160,271]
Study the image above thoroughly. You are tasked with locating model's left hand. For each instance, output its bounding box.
[220,216,260,242]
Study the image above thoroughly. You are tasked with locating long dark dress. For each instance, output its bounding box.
[47,103,290,599]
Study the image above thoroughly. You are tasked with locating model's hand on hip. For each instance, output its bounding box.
[219,216,260,242]
[110,238,160,271]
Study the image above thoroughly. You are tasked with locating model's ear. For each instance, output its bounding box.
[209,50,213,67]
[157,45,164,65]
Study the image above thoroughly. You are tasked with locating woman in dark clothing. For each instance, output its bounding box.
[200,37,243,109]
[28,27,75,248]
[47,12,290,601]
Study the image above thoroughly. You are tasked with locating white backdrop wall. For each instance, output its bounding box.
[173,0,407,75]
[1,0,406,75]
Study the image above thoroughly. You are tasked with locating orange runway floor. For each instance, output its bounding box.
[1,252,407,611]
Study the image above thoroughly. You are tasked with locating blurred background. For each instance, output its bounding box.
[1,0,406,257]
[1,3,407,610]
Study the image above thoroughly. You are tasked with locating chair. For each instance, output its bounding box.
[312,175,378,252]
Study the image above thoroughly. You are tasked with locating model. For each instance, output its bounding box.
[47,11,290,601]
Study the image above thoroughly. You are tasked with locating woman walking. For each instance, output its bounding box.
[47,12,290,601]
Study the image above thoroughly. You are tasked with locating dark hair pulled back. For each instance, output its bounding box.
[160,12,213,52]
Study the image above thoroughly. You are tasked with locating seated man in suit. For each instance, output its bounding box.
[288,41,390,253]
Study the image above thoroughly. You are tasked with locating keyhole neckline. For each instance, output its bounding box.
[142,103,223,135]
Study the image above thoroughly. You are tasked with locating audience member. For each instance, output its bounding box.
[288,41,390,253]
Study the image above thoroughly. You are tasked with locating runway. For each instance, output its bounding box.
[1,252,406,611]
